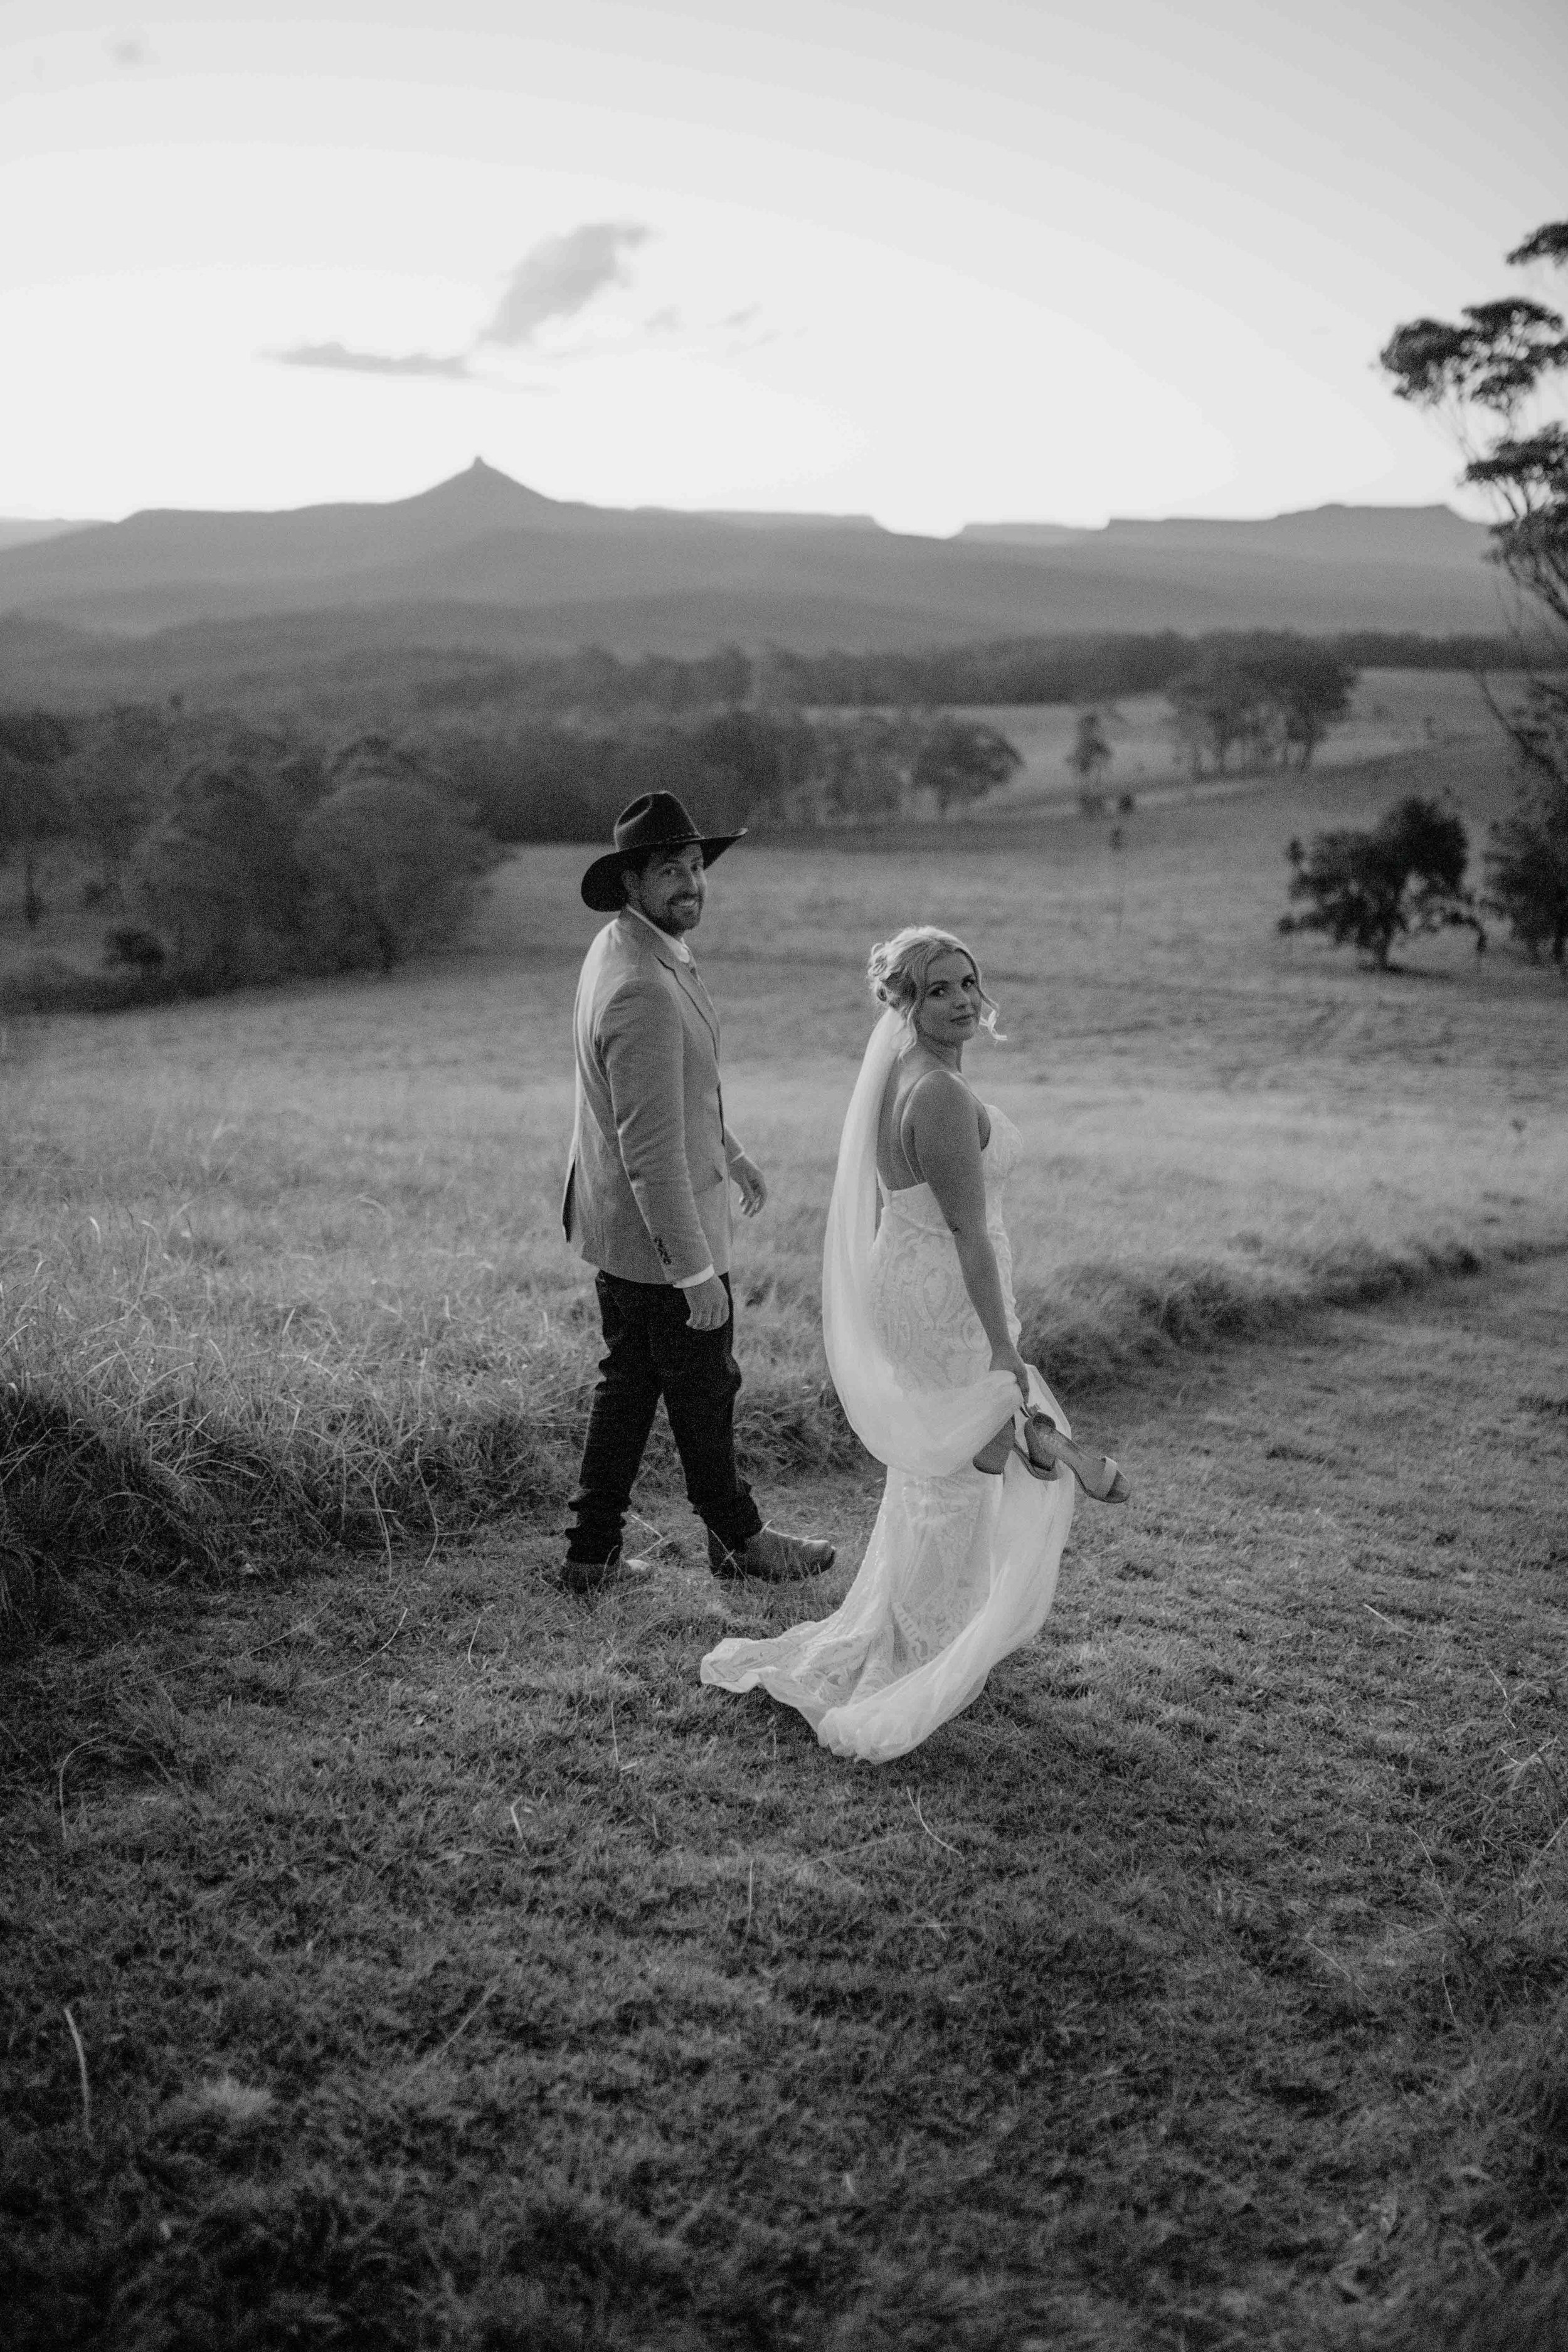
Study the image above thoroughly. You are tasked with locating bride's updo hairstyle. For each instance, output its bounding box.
[866,926,1003,1041]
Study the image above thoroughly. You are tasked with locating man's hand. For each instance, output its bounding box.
[729,1153,767,1217]
[684,1273,730,1331]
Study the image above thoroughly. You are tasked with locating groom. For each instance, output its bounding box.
[560,792,836,1596]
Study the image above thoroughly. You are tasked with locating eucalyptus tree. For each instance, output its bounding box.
[0,707,74,926]
[1380,220,1568,965]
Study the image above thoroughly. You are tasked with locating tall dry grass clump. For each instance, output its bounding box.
[0,1235,589,1619]
[0,1178,1535,1629]
[1012,1231,1499,1393]
[0,1079,857,1625]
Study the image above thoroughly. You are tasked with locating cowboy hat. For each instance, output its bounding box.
[580,792,746,913]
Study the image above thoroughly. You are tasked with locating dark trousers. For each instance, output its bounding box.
[565,1271,764,1565]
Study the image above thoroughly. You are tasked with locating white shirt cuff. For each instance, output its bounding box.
[674,1264,717,1290]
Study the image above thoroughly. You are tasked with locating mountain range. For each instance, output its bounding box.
[0,518,102,556]
[0,460,1511,664]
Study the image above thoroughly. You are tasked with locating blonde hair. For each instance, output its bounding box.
[866,926,1002,1039]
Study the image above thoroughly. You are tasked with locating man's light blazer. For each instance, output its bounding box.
[562,914,744,1285]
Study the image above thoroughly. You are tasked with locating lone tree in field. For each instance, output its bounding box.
[1380,218,1568,966]
[1486,755,1568,965]
[299,770,489,973]
[687,704,815,829]
[1246,638,1357,768]
[1281,796,1484,970]
[911,715,1022,817]
[0,707,74,926]
[1168,650,1263,775]
[813,712,909,825]
[1168,638,1356,776]
[1069,709,1113,808]
[130,752,321,990]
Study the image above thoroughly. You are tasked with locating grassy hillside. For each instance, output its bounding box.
[2,731,1565,2346]
[1,726,1562,1577]
[0,669,1540,1004]
[960,667,1538,811]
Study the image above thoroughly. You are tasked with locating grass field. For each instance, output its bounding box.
[3,734,1563,1575]
[961,666,1540,813]
[0,669,1543,992]
[3,725,1567,2346]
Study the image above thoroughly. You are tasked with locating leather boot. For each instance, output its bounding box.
[559,1549,652,1596]
[707,1525,836,1582]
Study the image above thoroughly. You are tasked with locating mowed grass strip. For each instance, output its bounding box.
[3,1258,1564,2349]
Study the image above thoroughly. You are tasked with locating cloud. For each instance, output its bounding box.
[479,222,651,347]
[276,342,472,380]
[267,221,656,386]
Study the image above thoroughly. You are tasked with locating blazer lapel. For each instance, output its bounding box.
[674,955,721,1051]
[617,914,721,1052]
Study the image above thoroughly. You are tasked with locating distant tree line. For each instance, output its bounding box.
[365,707,1024,839]
[394,631,1372,837]
[397,627,1536,724]
[0,710,493,1002]
[1326,630,1546,670]
[1,613,1507,1012]
[750,633,1195,710]
[0,699,1034,1005]
[410,642,759,721]
[7,516,1566,1003]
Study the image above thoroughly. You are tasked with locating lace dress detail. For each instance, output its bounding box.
[861,1113,1023,1668]
[702,1064,1076,1763]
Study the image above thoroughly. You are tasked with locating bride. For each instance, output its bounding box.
[701,926,1128,1764]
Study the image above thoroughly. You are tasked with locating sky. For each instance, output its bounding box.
[1,0,1563,535]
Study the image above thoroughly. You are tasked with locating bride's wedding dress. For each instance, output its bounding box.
[701,1009,1075,1762]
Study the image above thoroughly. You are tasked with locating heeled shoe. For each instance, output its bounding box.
[1017,1409,1131,1505]
[972,1422,1015,1476]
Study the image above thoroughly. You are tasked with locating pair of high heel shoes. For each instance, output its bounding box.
[973,1406,1131,1504]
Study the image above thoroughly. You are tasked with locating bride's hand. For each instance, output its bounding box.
[990,1342,1031,1401]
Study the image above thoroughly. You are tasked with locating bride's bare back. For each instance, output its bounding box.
[876,1058,991,1195]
